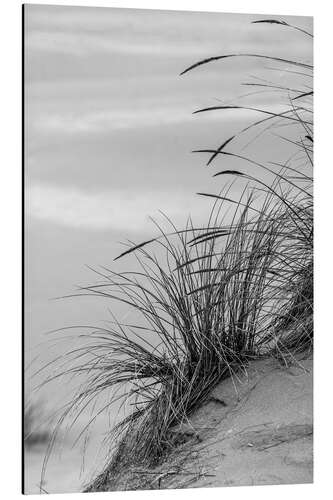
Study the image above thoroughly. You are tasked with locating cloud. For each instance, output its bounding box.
[24,7,261,58]
[27,183,211,233]
[29,101,289,137]
[26,30,224,58]
[25,6,312,60]
[30,106,196,135]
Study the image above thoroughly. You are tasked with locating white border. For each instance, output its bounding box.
[1,0,332,499]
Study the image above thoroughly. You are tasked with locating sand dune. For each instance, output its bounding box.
[118,356,313,490]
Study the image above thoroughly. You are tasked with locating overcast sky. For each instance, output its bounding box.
[24,3,312,397]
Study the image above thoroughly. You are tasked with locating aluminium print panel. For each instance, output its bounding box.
[23,4,313,494]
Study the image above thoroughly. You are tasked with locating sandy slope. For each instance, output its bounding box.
[134,356,313,490]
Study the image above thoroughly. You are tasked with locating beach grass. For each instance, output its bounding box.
[40,19,313,491]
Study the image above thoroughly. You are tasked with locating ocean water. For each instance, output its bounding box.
[25,445,84,494]
[24,421,112,495]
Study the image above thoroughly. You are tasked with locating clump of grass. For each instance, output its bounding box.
[40,18,313,491]
[85,196,311,489]
[180,18,313,361]
[43,202,277,488]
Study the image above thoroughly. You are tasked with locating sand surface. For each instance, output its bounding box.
[26,356,313,493]
[142,356,313,490]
